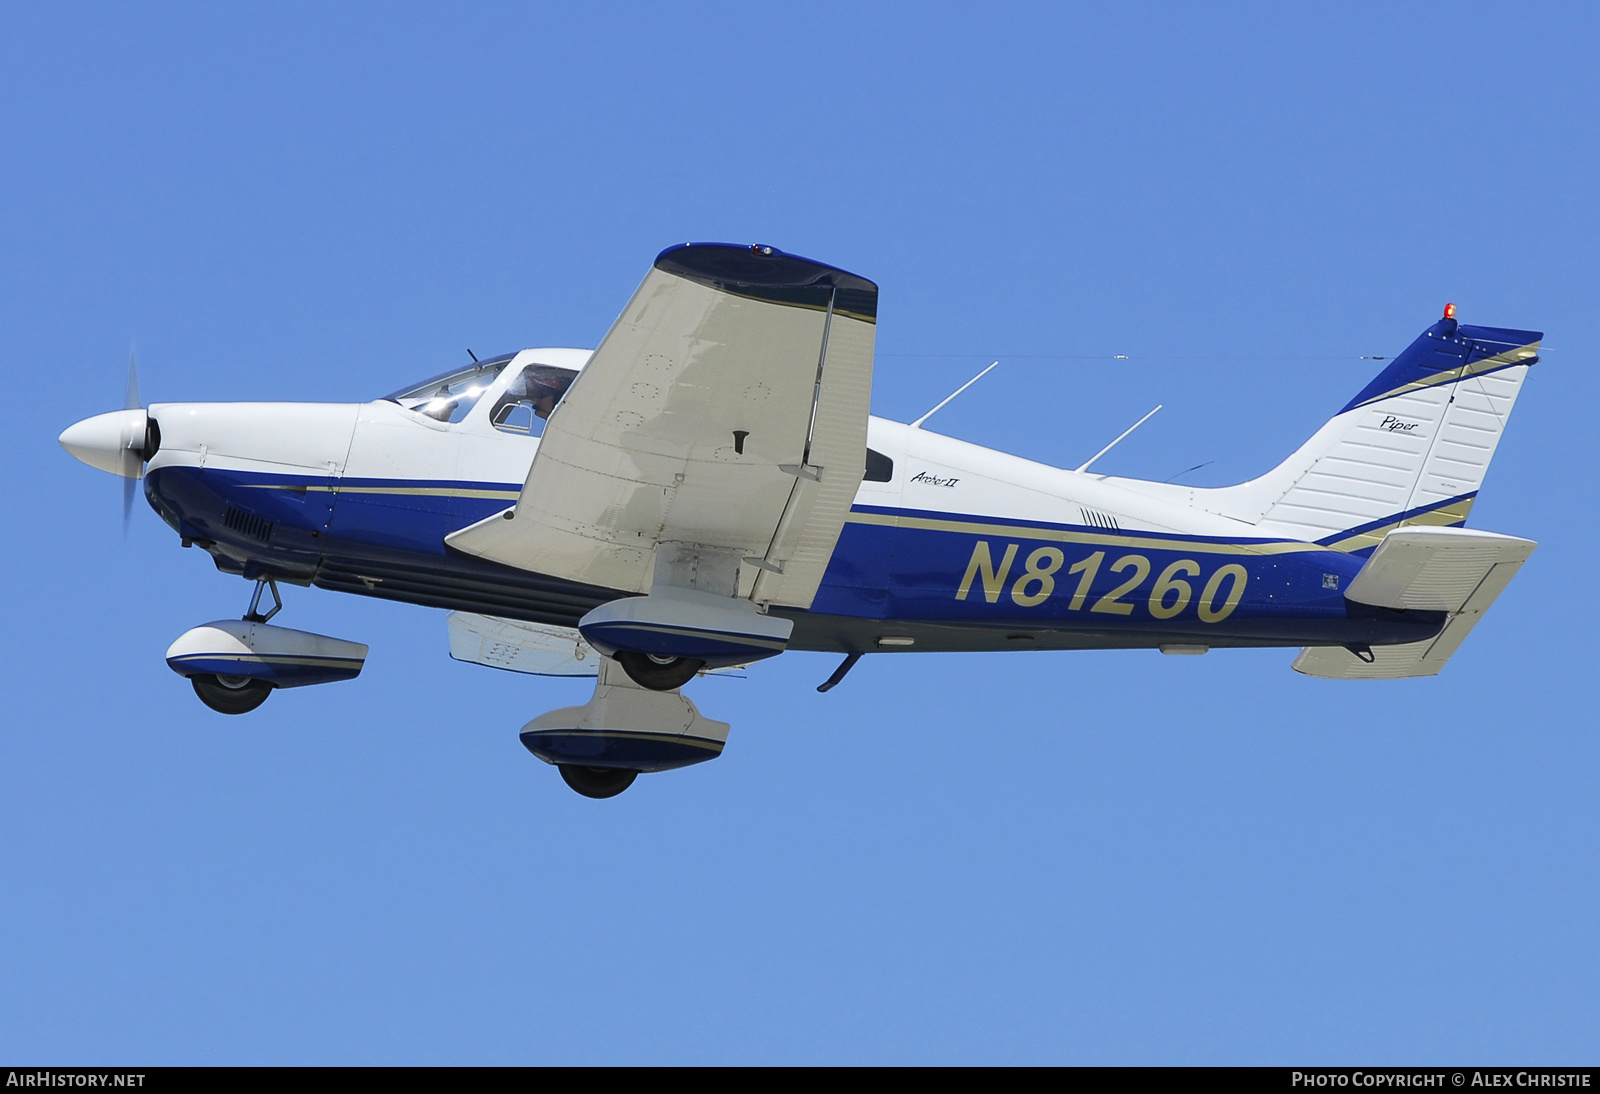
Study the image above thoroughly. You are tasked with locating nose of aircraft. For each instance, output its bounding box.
[59,409,149,477]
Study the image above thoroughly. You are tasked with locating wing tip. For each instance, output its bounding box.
[655,242,878,320]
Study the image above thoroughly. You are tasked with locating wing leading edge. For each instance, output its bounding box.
[446,244,877,609]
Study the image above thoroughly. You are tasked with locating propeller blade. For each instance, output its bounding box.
[122,352,144,531]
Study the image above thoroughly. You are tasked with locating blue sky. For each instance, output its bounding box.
[3,3,1597,1064]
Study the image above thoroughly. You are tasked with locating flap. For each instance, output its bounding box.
[447,612,602,677]
[446,243,876,609]
[447,612,747,678]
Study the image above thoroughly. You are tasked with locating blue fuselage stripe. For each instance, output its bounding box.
[146,466,1446,648]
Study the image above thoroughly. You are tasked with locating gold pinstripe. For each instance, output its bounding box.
[526,730,724,751]
[1319,497,1475,553]
[239,483,521,500]
[848,493,1476,558]
[597,622,790,650]
[844,510,1328,556]
[169,654,362,668]
[1349,341,1538,410]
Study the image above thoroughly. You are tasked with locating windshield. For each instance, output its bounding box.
[489,363,580,437]
[384,355,515,423]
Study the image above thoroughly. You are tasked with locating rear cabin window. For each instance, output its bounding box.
[864,448,893,482]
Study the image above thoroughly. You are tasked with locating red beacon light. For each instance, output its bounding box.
[1443,302,1457,320]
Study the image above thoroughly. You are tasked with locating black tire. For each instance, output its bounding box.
[558,765,639,799]
[615,650,704,691]
[190,673,273,715]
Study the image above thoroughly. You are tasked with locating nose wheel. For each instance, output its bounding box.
[186,578,283,715]
[558,765,639,799]
[190,673,273,715]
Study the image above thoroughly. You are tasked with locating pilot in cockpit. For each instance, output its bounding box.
[530,376,564,420]
[489,363,579,434]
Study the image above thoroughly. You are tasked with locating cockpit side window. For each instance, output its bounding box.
[490,363,580,437]
[384,357,514,423]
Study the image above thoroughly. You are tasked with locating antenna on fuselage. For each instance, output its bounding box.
[1075,404,1162,474]
[1164,459,1214,483]
[909,361,999,429]
[466,348,479,363]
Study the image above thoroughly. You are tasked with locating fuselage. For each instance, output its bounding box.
[135,347,1443,657]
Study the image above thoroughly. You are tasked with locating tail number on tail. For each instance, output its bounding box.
[955,541,1248,622]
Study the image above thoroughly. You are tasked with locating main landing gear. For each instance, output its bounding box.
[614,650,705,691]
[558,765,639,799]
[521,656,731,799]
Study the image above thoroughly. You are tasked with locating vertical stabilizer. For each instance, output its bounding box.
[1198,313,1540,551]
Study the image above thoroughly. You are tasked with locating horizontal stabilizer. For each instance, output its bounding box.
[1293,526,1535,679]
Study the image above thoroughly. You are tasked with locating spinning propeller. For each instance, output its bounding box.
[120,355,142,525]
[58,352,161,529]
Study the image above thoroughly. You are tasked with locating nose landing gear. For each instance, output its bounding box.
[191,578,285,714]
[166,577,369,714]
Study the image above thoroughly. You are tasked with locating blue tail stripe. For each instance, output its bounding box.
[1314,491,1477,547]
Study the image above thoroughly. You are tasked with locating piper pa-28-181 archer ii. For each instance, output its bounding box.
[60,244,1541,798]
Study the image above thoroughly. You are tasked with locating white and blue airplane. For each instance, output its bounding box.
[60,244,1540,798]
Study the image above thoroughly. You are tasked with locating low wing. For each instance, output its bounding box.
[446,243,877,609]
[1293,526,1536,679]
